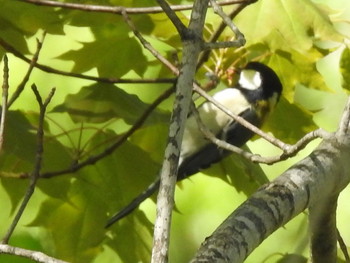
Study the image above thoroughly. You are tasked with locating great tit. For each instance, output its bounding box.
[106,62,282,228]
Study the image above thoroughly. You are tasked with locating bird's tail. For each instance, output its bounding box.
[105,178,160,228]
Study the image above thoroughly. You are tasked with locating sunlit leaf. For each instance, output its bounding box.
[340,47,350,92]
[236,0,342,52]
[267,97,318,143]
[203,146,269,196]
[52,83,170,124]
[59,36,148,77]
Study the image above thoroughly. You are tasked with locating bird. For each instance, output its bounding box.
[105,61,283,228]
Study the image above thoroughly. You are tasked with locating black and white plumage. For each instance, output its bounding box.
[105,62,282,227]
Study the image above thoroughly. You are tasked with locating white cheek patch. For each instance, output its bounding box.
[239,70,262,90]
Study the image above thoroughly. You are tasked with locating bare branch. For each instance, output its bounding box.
[337,229,350,261]
[121,9,179,75]
[337,96,350,138]
[151,0,209,261]
[197,0,257,68]
[7,32,46,108]
[193,85,288,148]
[38,86,175,179]
[0,55,9,152]
[309,194,338,262]
[15,0,247,14]
[191,137,350,262]
[205,0,245,49]
[0,244,68,263]
[190,93,332,165]
[156,0,188,36]
[0,37,175,85]
[1,85,55,244]
[193,85,332,156]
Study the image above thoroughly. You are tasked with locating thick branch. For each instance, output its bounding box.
[0,37,175,85]
[191,137,350,262]
[309,194,339,263]
[7,33,46,108]
[151,0,209,262]
[0,244,68,263]
[39,86,175,178]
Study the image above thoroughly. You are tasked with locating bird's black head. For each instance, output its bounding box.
[238,62,283,104]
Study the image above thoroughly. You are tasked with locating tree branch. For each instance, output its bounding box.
[1,85,55,244]
[197,0,257,68]
[204,0,245,49]
[191,135,350,262]
[15,0,248,14]
[193,85,331,157]
[156,0,188,37]
[309,194,339,263]
[0,37,175,85]
[190,100,331,165]
[121,9,179,75]
[0,55,9,153]
[0,244,68,263]
[7,32,46,108]
[38,86,175,179]
[337,96,350,138]
[151,1,209,262]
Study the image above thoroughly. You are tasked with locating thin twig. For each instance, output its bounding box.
[193,104,331,164]
[39,85,175,179]
[193,84,289,149]
[0,37,175,85]
[0,244,68,263]
[337,96,350,137]
[121,9,179,75]
[0,55,9,152]
[197,0,257,68]
[15,0,247,14]
[1,85,55,244]
[156,0,188,37]
[151,0,209,261]
[205,0,245,49]
[7,32,46,108]
[192,84,331,162]
[337,228,350,262]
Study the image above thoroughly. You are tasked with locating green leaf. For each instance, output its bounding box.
[0,111,73,176]
[30,135,158,262]
[59,35,148,77]
[0,233,45,263]
[294,84,347,131]
[203,146,269,196]
[29,198,105,262]
[107,212,153,263]
[0,111,37,173]
[0,178,28,214]
[236,0,342,52]
[52,83,170,124]
[0,0,64,36]
[340,47,350,92]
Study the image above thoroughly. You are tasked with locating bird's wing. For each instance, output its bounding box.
[105,108,261,227]
[177,108,260,180]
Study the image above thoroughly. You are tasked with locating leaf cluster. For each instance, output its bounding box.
[0,0,349,262]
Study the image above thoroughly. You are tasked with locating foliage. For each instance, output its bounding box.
[0,0,349,262]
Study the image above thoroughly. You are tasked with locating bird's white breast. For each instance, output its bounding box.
[179,89,250,164]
